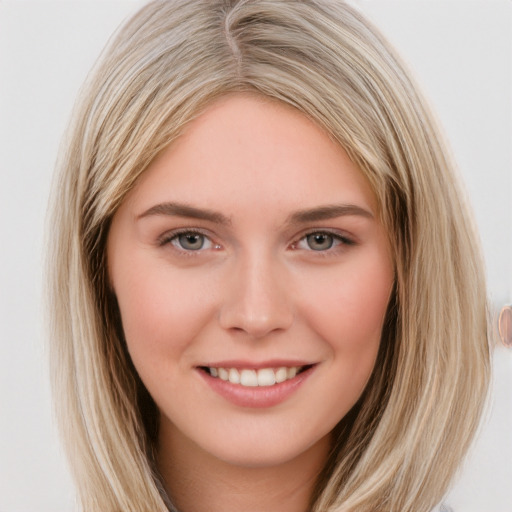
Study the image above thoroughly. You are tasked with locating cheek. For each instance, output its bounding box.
[303,261,392,422]
[113,260,217,372]
[299,252,393,369]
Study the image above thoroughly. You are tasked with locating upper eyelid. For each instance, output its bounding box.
[156,227,356,249]
[294,228,355,243]
[158,227,214,246]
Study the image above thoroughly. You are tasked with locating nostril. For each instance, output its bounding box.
[219,305,293,338]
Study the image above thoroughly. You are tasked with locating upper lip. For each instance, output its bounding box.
[197,359,316,370]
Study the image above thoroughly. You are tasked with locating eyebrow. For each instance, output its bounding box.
[137,201,373,225]
[137,202,231,225]
[286,204,374,224]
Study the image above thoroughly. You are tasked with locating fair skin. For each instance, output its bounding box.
[108,94,394,512]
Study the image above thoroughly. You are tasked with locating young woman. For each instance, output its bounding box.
[47,1,491,511]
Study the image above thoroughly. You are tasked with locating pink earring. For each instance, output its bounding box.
[498,305,512,348]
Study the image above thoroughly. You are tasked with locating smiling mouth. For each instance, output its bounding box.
[199,365,313,387]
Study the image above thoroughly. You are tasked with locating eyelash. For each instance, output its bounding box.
[291,230,355,253]
[158,228,355,255]
[158,228,218,252]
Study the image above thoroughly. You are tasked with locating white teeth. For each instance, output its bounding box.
[257,368,276,386]
[228,368,240,384]
[240,369,258,387]
[275,367,288,383]
[207,365,305,387]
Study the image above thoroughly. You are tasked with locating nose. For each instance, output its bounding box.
[218,253,294,339]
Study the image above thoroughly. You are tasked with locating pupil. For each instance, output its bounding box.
[307,233,333,251]
[179,233,204,250]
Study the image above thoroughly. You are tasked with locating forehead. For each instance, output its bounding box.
[125,94,377,218]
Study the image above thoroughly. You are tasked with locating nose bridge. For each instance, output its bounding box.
[219,247,293,338]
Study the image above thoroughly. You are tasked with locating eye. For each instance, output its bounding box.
[175,233,208,250]
[293,231,354,252]
[162,230,217,251]
[305,233,335,251]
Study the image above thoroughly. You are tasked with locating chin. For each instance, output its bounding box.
[193,426,332,471]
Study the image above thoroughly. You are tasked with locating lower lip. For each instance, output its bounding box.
[198,366,315,408]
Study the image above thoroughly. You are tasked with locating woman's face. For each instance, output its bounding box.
[108,94,394,469]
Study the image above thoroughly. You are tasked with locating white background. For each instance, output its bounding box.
[0,1,510,511]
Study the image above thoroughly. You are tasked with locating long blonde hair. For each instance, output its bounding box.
[47,1,491,511]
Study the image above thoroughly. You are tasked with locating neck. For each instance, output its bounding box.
[157,419,330,512]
